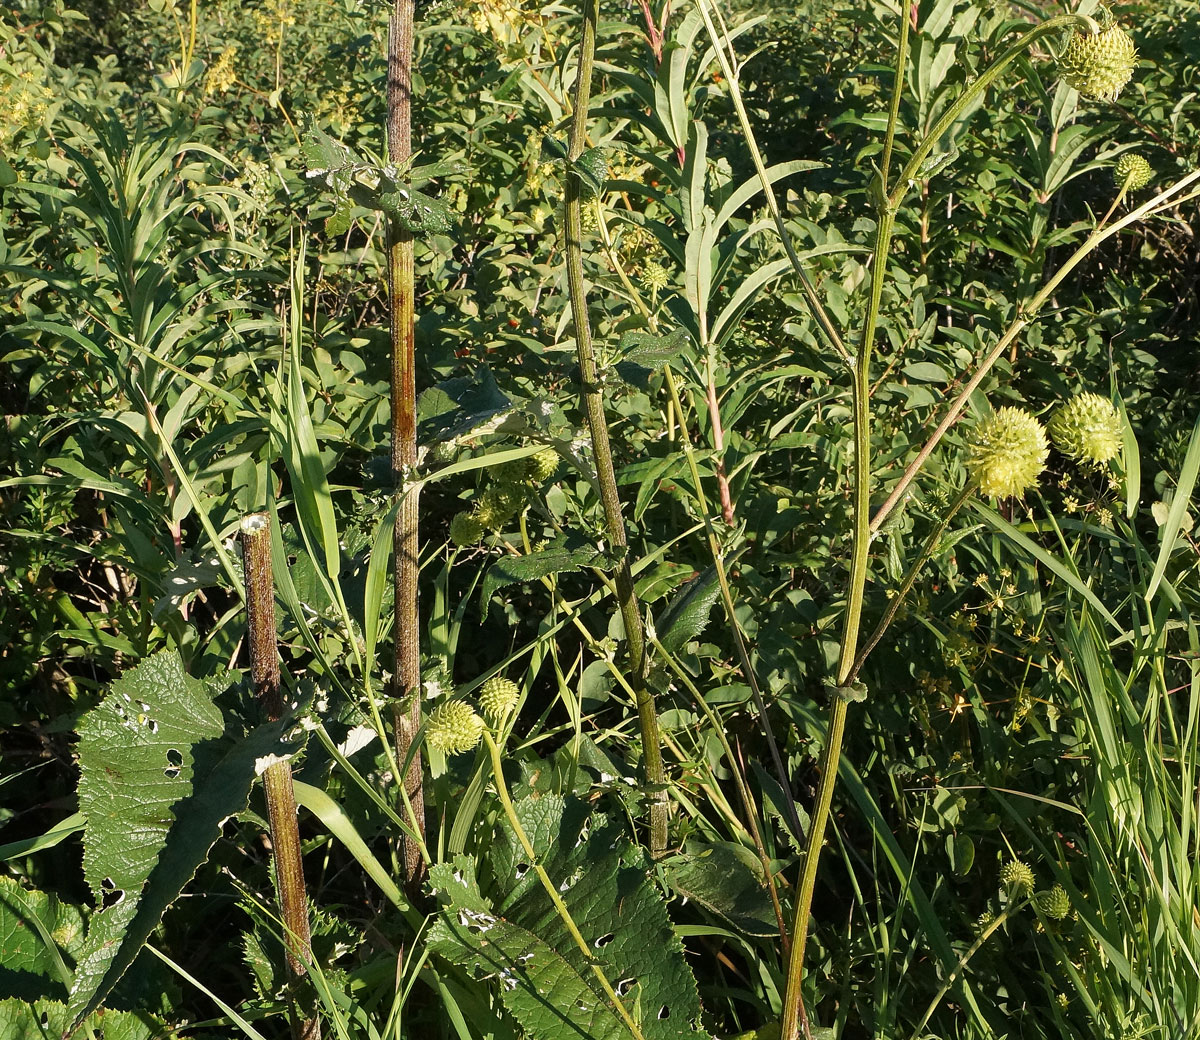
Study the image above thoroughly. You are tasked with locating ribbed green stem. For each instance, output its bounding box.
[385,0,426,890]
[565,0,667,852]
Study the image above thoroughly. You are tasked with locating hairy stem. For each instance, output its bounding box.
[386,0,426,889]
[240,514,320,1040]
[565,0,668,852]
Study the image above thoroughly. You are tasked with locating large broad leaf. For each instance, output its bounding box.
[428,795,708,1039]
[67,651,300,1032]
[417,368,514,447]
[481,547,609,620]
[0,999,162,1040]
[661,842,777,938]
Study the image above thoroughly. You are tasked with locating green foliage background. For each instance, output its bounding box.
[2,0,1200,1036]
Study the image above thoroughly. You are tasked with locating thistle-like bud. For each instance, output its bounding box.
[1058,23,1137,102]
[1036,884,1071,921]
[967,408,1049,499]
[478,675,520,721]
[1114,153,1153,191]
[526,447,560,483]
[642,261,669,293]
[426,701,484,755]
[449,511,484,547]
[1048,393,1123,464]
[999,859,1036,897]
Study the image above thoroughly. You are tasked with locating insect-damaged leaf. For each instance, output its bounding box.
[428,795,709,1039]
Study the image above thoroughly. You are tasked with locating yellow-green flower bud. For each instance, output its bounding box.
[526,448,559,483]
[1114,153,1153,191]
[642,261,669,292]
[999,859,1036,897]
[1058,23,1137,102]
[1048,393,1123,464]
[426,701,484,755]
[478,675,520,720]
[968,408,1049,499]
[1036,884,1071,921]
[449,511,484,547]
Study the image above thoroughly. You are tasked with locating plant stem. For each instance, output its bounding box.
[240,513,320,1040]
[849,481,974,684]
[386,0,426,889]
[565,0,668,853]
[481,731,649,1040]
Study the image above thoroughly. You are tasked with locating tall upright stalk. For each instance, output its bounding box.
[565,0,668,853]
[386,0,426,888]
[240,513,320,1040]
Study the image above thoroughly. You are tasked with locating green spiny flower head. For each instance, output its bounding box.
[1048,393,1123,464]
[642,261,669,293]
[999,859,1036,897]
[478,675,520,721]
[1058,21,1137,102]
[426,700,484,755]
[1114,153,1153,191]
[449,511,484,547]
[968,408,1049,499]
[526,447,560,483]
[1036,884,1071,921]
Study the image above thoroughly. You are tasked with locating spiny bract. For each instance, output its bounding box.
[1048,393,1123,464]
[1036,884,1071,921]
[426,701,484,755]
[478,676,520,720]
[1114,152,1153,191]
[1058,23,1137,102]
[999,859,1036,897]
[449,510,484,547]
[968,408,1049,499]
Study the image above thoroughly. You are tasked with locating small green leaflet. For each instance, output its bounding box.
[301,127,459,236]
[540,134,608,199]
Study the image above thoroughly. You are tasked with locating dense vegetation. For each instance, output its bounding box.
[2,0,1199,1037]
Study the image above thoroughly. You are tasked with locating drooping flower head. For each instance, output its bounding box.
[1048,393,1123,464]
[426,701,484,755]
[1058,21,1137,101]
[968,408,1049,499]
[1113,153,1153,191]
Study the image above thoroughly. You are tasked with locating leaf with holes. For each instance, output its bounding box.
[428,795,708,1039]
[0,999,163,1040]
[66,650,300,1032]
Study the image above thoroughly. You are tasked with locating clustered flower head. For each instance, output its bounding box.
[1114,152,1153,191]
[1058,19,1137,102]
[1048,393,1123,464]
[999,859,1036,897]
[478,676,520,721]
[449,511,484,547]
[425,700,484,755]
[1036,884,1071,921]
[968,408,1049,499]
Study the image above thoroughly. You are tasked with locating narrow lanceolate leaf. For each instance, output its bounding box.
[0,999,162,1040]
[67,651,299,1032]
[428,795,709,1040]
[656,565,722,654]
